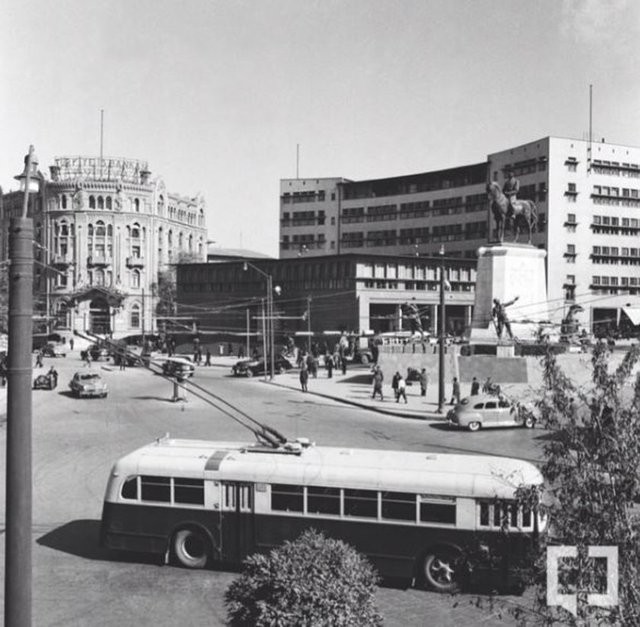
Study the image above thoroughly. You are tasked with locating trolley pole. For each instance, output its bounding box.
[5,146,36,627]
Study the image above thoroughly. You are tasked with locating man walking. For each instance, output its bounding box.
[450,377,461,405]
[420,368,428,397]
[371,366,384,401]
[396,375,408,404]
[392,371,401,401]
[470,376,480,396]
[299,364,309,392]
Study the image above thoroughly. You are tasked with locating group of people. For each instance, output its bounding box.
[449,375,501,404]
[370,366,429,403]
[298,351,349,392]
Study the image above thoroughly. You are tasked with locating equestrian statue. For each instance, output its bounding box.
[487,172,538,244]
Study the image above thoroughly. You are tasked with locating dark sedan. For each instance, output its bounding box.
[88,344,110,361]
[232,356,293,377]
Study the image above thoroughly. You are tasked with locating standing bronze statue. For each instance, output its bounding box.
[492,296,519,340]
[487,171,538,243]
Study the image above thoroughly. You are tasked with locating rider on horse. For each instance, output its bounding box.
[503,169,520,221]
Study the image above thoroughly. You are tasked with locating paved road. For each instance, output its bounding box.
[0,353,534,626]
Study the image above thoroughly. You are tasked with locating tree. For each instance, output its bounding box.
[224,529,383,626]
[508,340,640,625]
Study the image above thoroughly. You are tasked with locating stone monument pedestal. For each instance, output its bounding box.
[468,243,548,345]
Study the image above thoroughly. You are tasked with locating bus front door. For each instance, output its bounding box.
[220,481,255,564]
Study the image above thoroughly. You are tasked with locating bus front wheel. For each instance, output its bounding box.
[422,547,463,593]
[172,528,210,569]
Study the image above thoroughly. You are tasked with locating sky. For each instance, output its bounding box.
[2,0,639,256]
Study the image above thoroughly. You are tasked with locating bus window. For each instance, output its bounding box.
[420,500,456,525]
[121,476,138,500]
[271,484,303,512]
[344,489,377,518]
[307,486,340,515]
[140,476,171,502]
[239,485,253,512]
[381,491,416,521]
[174,478,204,506]
[480,502,489,526]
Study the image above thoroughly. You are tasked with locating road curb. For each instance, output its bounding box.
[265,379,445,422]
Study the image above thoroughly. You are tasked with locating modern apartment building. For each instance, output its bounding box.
[1,155,208,338]
[280,136,640,332]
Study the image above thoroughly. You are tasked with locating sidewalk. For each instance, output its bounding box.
[271,368,447,420]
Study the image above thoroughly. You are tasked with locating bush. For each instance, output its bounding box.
[224,529,383,626]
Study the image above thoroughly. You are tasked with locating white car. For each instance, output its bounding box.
[447,394,535,432]
[69,372,109,398]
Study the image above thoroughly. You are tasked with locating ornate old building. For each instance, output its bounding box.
[1,155,207,338]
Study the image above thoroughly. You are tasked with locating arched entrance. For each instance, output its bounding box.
[90,297,111,335]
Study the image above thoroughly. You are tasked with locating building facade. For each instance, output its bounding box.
[280,136,640,332]
[1,155,207,338]
[177,253,477,342]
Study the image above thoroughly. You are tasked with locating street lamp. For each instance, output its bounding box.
[437,245,446,414]
[6,145,38,626]
[243,261,275,380]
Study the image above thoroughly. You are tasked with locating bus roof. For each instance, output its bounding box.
[112,438,542,500]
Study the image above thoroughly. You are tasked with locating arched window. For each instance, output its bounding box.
[95,269,105,286]
[97,196,104,210]
[95,221,106,237]
[107,224,113,237]
[88,224,94,236]
[130,304,140,328]
[178,232,184,249]
[89,196,96,209]
[60,222,69,237]
[131,270,140,288]
[106,196,112,210]
[131,223,140,239]
[134,198,140,212]
[188,234,193,251]
[61,195,67,209]
[157,195,165,215]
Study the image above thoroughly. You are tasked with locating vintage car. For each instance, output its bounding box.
[33,371,58,390]
[447,393,535,432]
[88,344,111,362]
[161,356,195,379]
[232,356,293,377]
[41,342,67,358]
[69,371,109,398]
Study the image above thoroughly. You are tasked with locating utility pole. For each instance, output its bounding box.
[307,296,311,352]
[5,145,37,627]
[246,308,250,358]
[261,298,267,382]
[437,246,446,413]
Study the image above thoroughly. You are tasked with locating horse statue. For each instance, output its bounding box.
[487,181,538,244]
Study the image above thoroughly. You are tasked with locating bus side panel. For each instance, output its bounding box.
[251,514,535,580]
[100,502,219,555]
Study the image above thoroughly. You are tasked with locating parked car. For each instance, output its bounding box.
[447,394,535,432]
[41,342,66,358]
[88,344,110,361]
[33,372,57,390]
[161,356,195,379]
[232,356,293,377]
[69,371,108,398]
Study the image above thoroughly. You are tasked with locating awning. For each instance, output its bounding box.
[622,307,640,326]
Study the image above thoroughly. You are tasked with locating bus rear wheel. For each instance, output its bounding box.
[172,528,210,569]
[422,547,462,593]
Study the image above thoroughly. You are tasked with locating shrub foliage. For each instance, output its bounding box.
[224,529,382,626]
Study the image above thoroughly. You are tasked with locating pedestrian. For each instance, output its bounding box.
[69,337,74,351]
[341,354,347,375]
[119,351,126,371]
[371,366,384,400]
[48,365,58,389]
[205,348,212,366]
[238,345,245,358]
[35,350,44,368]
[326,354,334,378]
[299,364,309,392]
[420,368,428,397]
[450,377,461,405]
[482,376,493,394]
[227,342,233,356]
[83,350,92,367]
[396,375,408,404]
[470,376,480,396]
[392,371,401,401]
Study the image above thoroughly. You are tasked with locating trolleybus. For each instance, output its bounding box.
[100,436,545,592]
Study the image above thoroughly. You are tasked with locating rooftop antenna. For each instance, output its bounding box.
[100,109,105,177]
[296,143,300,179]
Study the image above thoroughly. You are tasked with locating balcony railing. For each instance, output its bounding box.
[87,255,111,266]
[126,256,145,268]
[52,254,74,266]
